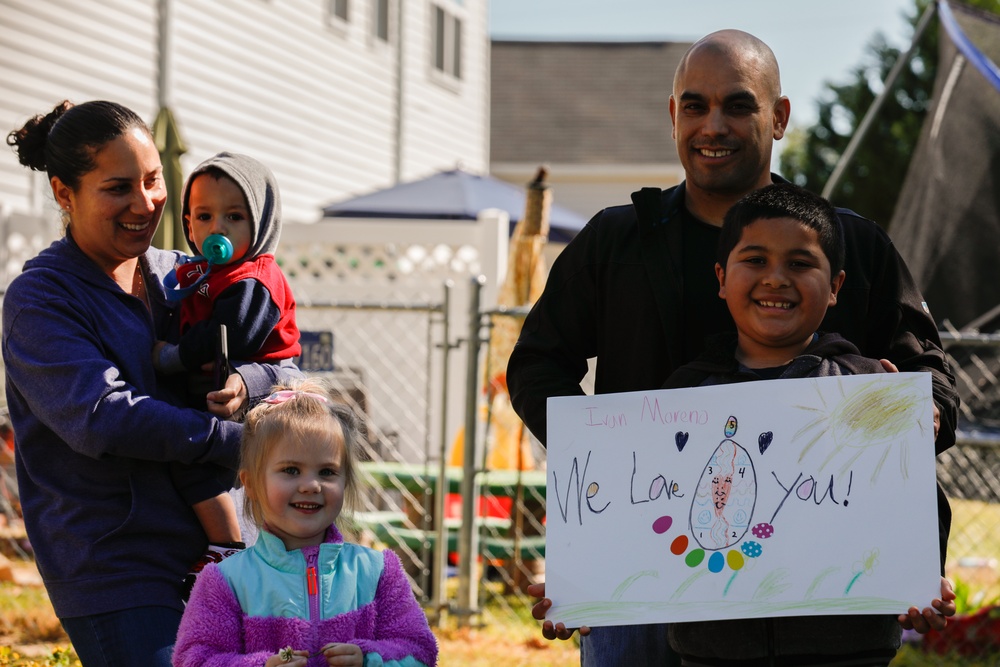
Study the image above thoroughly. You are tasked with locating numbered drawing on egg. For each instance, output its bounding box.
[544,373,941,628]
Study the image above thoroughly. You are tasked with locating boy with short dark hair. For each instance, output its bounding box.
[660,182,948,666]
[667,182,866,385]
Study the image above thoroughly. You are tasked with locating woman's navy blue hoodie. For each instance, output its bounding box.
[2,232,286,618]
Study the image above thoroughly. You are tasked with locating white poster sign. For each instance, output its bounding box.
[545,373,941,627]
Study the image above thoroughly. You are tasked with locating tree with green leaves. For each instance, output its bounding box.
[778,0,999,230]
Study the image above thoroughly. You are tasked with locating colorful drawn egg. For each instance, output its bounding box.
[689,439,757,550]
[724,416,738,438]
[741,541,763,558]
[727,549,745,570]
[751,522,774,539]
[685,548,706,568]
[707,551,725,573]
[652,516,673,534]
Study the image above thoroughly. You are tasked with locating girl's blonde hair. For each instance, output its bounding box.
[240,378,362,532]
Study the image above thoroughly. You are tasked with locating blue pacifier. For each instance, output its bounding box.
[162,234,236,302]
[201,234,233,265]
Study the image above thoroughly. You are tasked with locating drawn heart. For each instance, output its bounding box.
[675,431,689,452]
[758,431,773,455]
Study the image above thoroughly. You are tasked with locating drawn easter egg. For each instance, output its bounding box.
[652,515,673,534]
[689,439,757,551]
[685,548,705,568]
[707,551,725,573]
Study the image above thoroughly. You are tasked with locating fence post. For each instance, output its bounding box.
[456,274,486,624]
[431,280,453,625]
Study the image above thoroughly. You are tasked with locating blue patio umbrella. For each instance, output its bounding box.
[320,168,587,243]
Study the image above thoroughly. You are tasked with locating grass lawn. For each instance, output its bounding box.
[945,498,1000,608]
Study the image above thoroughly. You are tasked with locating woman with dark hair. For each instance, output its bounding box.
[3,100,297,666]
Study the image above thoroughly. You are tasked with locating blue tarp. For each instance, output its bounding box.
[321,169,588,243]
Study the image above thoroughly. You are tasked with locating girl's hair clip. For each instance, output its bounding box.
[263,390,330,405]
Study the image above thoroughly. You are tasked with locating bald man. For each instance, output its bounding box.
[671,30,787,221]
[508,30,958,667]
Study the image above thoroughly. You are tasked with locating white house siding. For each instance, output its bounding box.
[0,0,158,216]
[397,1,488,183]
[168,0,401,224]
[0,0,489,226]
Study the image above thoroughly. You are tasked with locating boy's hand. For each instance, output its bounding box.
[320,642,362,666]
[205,369,247,419]
[897,576,957,633]
[527,582,590,641]
[878,359,898,373]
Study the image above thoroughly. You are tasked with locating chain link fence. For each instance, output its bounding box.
[306,283,553,629]
[460,302,549,625]
[292,296,447,606]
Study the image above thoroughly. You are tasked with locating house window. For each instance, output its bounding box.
[330,0,349,21]
[374,0,390,42]
[431,3,462,79]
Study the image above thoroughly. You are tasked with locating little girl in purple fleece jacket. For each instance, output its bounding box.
[173,380,438,667]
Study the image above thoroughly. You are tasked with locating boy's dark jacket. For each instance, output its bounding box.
[167,151,300,372]
[662,331,885,388]
[507,177,959,457]
[662,332,948,665]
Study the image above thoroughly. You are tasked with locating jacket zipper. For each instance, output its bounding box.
[306,550,320,622]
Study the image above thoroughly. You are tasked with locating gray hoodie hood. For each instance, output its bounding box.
[181,151,282,260]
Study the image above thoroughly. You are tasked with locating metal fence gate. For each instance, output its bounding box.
[293,293,450,607]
